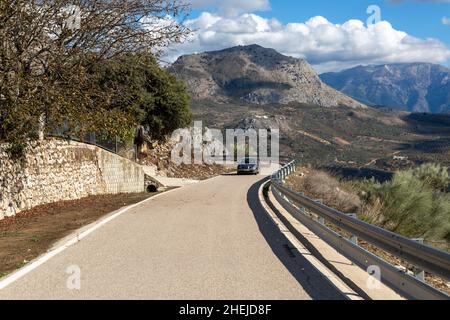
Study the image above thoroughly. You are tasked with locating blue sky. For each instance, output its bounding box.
[167,0,450,72]
[261,0,450,45]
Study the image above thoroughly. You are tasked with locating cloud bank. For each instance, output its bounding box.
[165,2,450,72]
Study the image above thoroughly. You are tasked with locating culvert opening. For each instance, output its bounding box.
[146,184,158,193]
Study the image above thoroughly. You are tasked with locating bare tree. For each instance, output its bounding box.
[0,0,191,151]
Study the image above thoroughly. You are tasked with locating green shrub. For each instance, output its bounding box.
[357,165,450,242]
[97,53,192,140]
[411,163,450,191]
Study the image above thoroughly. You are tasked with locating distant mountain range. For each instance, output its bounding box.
[320,63,450,114]
[169,45,365,109]
[169,45,450,114]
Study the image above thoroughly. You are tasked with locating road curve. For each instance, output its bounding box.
[0,174,344,300]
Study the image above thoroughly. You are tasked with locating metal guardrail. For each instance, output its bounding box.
[270,161,450,300]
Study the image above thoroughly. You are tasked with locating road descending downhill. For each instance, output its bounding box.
[0,174,345,300]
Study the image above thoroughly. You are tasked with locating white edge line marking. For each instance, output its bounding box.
[0,172,235,291]
[0,183,190,291]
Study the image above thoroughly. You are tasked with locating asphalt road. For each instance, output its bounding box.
[0,174,344,300]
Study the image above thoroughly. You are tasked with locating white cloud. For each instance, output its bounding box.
[190,0,270,17]
[164,12,450,73]
[443,16,450,25]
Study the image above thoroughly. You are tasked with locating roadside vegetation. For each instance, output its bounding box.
[355,164,450,243]
[286,163,450,294]
[286,163,450,248]
[96,53,192,141]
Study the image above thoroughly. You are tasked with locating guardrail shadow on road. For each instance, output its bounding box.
[246,179,347,300]
[262,184,373,300]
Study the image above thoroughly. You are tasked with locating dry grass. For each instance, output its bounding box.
[286,169,361,213]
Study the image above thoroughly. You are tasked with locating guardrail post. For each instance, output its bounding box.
[411,238,425,282]
[315,200,325,225]
[346,213,358,245]
[299,207,306,215]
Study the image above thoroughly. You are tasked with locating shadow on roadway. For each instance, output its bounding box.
[246,178,347,300]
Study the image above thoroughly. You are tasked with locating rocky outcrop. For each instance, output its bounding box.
[169,44,365,108]
[0,138,145,219]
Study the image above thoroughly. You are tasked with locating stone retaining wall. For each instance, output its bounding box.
[0,138,145,219]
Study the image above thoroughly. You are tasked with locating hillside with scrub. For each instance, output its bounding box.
[285,164,450,250]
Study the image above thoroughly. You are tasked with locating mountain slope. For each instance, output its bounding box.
[192,100,450,170]
[169,45,365,108]
[320,63,450,113]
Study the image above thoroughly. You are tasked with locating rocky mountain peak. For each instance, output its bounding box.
[169,45,365,108]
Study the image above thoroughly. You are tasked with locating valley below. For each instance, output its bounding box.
[173,45,450,177]
[191,100,450,175]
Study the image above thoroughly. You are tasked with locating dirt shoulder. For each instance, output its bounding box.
[0,193,157,278]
